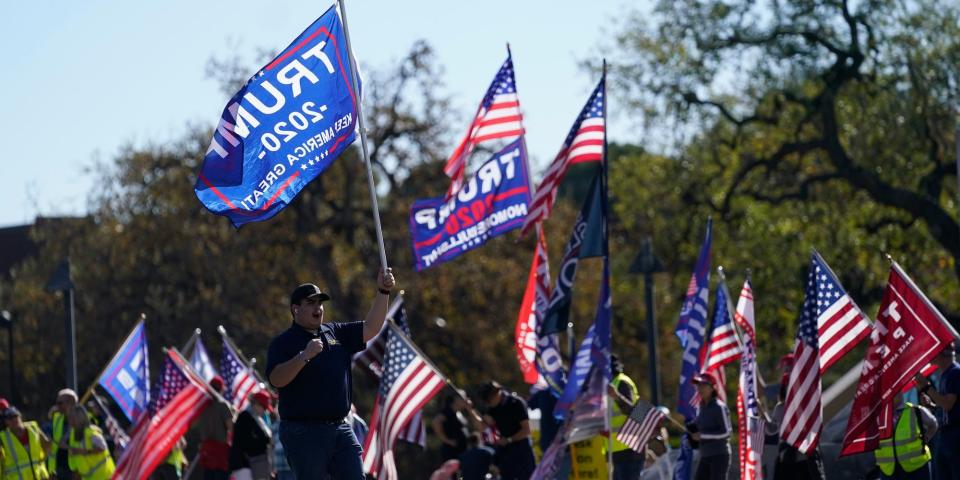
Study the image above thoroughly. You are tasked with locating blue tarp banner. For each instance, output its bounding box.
[409,138,531,271]
[195,5,359,227]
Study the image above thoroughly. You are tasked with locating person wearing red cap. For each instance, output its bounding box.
[193,376,234,480]
[229,391,275,480]
[0,398,9,433]
[266,268,395,479]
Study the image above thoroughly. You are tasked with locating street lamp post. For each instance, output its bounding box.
[46,258,77,391]
[0,310,13,403]
[629,237,665,406]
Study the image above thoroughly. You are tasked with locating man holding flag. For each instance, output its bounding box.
[266,268,395,479]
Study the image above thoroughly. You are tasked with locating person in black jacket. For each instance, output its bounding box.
[691,374,731,480]
[230,391,274,480]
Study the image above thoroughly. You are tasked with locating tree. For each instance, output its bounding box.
[606,0,960,321]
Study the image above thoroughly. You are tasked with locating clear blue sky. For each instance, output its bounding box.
[0,0,642,227]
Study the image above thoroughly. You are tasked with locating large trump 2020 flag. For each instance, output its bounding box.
[195,5,359,227]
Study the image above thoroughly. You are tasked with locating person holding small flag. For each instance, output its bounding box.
[266,268,395,479]
[691,373,732,480]
[1,406,51,480]
[608,354,645,479]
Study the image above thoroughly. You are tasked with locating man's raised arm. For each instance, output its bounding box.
[363,268,395,342]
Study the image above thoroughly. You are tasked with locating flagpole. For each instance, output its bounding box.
[79,314,146,405]
[217,325,272,391]
[181,328,200,358]
[596,58,614,480]
[335,0,389,270]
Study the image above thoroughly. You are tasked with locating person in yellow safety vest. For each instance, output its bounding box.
[1,407,51,480]
[608,354,644,480]
[875,393,938,480]
[153,437,188,480]
[47,389,79,478]
[66,406,114,480]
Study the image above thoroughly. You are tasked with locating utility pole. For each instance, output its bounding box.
[46,258,77,390]
[0,310,14,403]
[629,237,664,406]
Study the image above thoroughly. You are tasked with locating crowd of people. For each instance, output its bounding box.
[2,268,959,480]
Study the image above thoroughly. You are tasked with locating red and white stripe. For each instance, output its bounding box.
[361,360,445,479]
[520,118,604,236]
[816,293,871,372]
[734,281,763,480]
[229,371,258,411]
[703,323,742,372]
[780,337,822,453]
[114,353,211,480]
[616,403,666,453]
[444,95,524,196]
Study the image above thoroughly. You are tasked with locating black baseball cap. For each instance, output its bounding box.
[290,283,331,306]
[3,407,20,418]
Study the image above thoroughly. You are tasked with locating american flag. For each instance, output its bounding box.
[220,337,259,411]
[781,252,852,454]
[734,279,763,480]
[362,325,446,480]
[810,253,871,372]
[703,278,742,372]
[114,350,211,480]
[698,278,741,403]
[519,75,605,236]
[353,298,427,446]
[443,54,525,196]
[616,400,666,453]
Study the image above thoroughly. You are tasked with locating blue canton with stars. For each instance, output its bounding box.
[148,355,191,417]
[562,77,605,147]
[479,55,518,109]
[220,341,248,402]
[380,330,419,396]
[799,254,842,349]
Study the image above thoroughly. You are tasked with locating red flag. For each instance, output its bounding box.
[840,262,955,456]
[515,231,547,384]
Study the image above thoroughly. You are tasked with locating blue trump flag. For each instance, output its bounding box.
[555,258,612,417]
[409,139,531,271]
[98,320,150,423]
[541,166,605,336]
[195,5,359,227]
[554,168,610,418]
[675,218,712,421]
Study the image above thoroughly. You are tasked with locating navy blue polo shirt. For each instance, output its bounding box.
[266,321,365,422]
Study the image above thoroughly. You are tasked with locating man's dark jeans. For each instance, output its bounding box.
[495,439,536,480]
[280,420,364,479]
